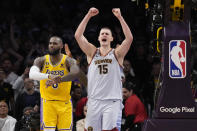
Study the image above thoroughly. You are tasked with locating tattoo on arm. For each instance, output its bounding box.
[66,57,77,69]
[65,56,87,87]
[33,56,45,70]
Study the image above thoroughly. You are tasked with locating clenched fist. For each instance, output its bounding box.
[112,8,122,19]
[48,74,62,83]
[46,79,54,87]
[46,75,61,87]
[88,7,99,17]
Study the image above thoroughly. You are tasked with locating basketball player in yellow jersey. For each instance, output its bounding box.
[29,36,87,131]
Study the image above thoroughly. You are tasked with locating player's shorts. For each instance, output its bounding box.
[85,98,123,131]
[117,108,122,131]
[40,98,73,130]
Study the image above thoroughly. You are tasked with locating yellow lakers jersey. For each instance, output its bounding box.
[40,54,72,102]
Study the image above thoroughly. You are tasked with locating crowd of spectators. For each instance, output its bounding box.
[0,0,197,131]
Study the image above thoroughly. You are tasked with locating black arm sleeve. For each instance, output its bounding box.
[123,115,135,130]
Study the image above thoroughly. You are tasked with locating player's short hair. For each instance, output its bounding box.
[50,36,63,44]
[100,26,114,37]
[101,26,111,31]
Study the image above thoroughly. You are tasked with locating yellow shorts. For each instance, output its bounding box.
[40,98,73,130]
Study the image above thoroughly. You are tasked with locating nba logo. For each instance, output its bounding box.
[169,40,186,78]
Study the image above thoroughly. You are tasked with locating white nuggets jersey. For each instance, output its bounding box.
[88,49,123,100]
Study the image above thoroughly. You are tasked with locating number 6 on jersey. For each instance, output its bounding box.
[52,83,58,89]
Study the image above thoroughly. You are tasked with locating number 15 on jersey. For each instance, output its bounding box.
[98,64,108,74]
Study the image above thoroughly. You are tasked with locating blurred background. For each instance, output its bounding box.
[0,0,197,130]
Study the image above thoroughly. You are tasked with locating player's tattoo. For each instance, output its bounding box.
[33,56,45,69]
[66,57,77,68]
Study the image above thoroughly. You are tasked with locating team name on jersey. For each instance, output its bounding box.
[94,59,112,65]
[46,69,64,76]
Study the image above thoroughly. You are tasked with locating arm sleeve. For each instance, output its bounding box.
[29,66,49,81]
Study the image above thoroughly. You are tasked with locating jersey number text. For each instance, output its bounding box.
[98,64,108,74]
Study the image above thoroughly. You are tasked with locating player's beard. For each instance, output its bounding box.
[49,48,61,56]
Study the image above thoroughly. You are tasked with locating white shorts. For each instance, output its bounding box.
[85,98,123,131]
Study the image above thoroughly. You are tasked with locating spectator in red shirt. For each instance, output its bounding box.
[122,82,147,131]
[75,97,88,120]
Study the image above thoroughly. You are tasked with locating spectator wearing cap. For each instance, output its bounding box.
[122,82,147,131]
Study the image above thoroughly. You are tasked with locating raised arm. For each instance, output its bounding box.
[74,7,98,62]
[113,8,133,65]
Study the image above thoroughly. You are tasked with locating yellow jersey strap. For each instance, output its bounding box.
[45,54,67,67]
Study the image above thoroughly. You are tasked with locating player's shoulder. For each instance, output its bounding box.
[64,55,77,67]
[35,55,46,62]
[33,55,47,66]
[63,54,76,61]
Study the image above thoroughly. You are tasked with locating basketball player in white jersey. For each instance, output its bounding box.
[75,7,133,131]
